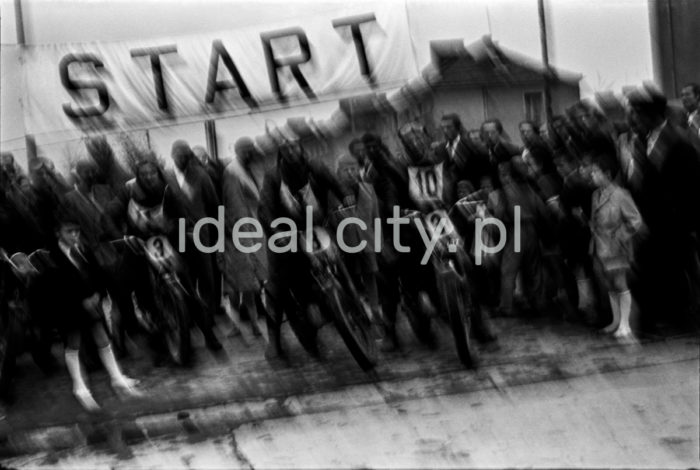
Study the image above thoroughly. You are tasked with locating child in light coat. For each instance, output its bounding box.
[588,153,643,342]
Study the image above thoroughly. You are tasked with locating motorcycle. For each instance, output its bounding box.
[264,223,378,371]
[0,248,55,397]
[109,235,192,365]
[400,207,478,369]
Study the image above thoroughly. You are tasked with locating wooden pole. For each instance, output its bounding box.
[14,0,26,45]
[537,0,553,124]
[204,119,219,163]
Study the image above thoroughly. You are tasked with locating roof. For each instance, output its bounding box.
[256,36,582,150]
[431,35,582,87]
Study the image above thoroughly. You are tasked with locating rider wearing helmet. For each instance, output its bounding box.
[396,121,497,343]
[112,157,223,355]
[258,139,354,359]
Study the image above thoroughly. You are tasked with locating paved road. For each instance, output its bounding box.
[4,353,698,468]
[1,312,698,468]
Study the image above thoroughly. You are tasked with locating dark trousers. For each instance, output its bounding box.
[499,224,545,314]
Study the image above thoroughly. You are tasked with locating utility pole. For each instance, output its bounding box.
[537,0,553,124]
[14,0,37,171]
[14,0,26,45]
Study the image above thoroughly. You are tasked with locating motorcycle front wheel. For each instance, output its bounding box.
[327,278,377,371]
[154,279,192,366]
[440,267,477,369]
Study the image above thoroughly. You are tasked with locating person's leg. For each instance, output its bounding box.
[263,287,285,359]
[602,289,621,334]
[498,235,521,316]
[609,270,635,341]
[180,252,222,351]
[221,293,242,337]
[91,322,139,394]
[64,332,100,411]
[241,291,263,336]
[521,228,547,315]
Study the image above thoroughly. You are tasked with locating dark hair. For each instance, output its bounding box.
[519,120,540,133]
[553,149,578,166]
[86,136,116,167]
[361,133,382,146]
[481,118,504,134]
[528,143,555,174]
[591,151,619,180]
[683,83,700,97]
[441,113,462,131]
[627,85,668,118]
[135,159,165,186]
[348,138,363,154]
[53,209,80,232]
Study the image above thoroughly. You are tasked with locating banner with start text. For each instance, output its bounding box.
[20,7,418,137]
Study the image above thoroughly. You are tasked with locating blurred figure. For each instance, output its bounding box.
[549,115,583,160]
[0,152,30,190]
[493,160,549,317]
[193,145,224,198]
[333,153,381,328]
[481,119,520,164]
[30,157,71,247]
[553,151,599,318]
[0,153,42,253]
[221,137,268,337]
[626,85,700,330]
[588,152,643,342]
[467,128,484,147]
[519,120,542,150]
[258,139,352,359]
[169,140,223,351]
[437,113,490,194]
[86,137,131,195]
[361,133,407,350]
[569,101,617,158]
[680,83,700,136]
[348,139,367,168]
[63,158,135,353]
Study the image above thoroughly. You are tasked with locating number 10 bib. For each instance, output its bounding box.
[408,163,444,206]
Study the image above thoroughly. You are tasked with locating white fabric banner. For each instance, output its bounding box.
[21,7,417,137]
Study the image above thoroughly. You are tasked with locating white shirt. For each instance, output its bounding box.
[446,135,461,160]
[58,240,82,270]
[646,119,667,156]
[173,166,186,189]
[688,110,700,137]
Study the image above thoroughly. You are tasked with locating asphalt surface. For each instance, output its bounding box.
[1,309,698,467]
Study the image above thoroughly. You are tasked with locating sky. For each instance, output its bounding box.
[0,0,654,149]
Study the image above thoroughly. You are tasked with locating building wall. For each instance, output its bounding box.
[551,84,582,119]
[648,0,700,98]
[429,82,580,145]
[431,88,486,135]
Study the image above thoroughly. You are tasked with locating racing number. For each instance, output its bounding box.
[416,168,439,198]
[409,163,444,204]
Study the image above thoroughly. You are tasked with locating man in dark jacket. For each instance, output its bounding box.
[258,139,352,359]
[169,140,223,350]
[482,119,521,166]
[436,114,490,197]
[627,85,700,329]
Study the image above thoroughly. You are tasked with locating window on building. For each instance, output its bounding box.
[524,91,544,124]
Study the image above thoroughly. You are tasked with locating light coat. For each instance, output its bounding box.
[590,183,643,271]
[221,156,268,293]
